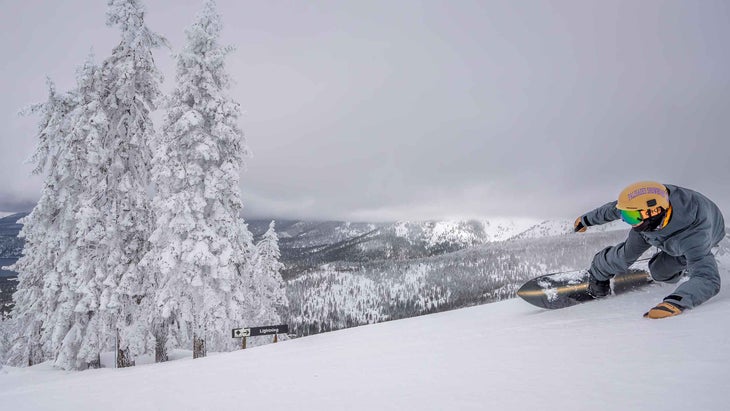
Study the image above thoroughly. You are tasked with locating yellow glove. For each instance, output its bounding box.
[574,217,587,233]
[644,301,683,319]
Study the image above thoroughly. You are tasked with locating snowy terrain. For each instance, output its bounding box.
[247,218,543,268]
[391,218,541,246]
[512,218,627,240]
[1,254,728,411]
[284,228,639,335]
[247,219,542,252]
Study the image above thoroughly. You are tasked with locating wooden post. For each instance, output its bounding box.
[273,334,278,343]
[193,335,206,359]
[241,336,247,350]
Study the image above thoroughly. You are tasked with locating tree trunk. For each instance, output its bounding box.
[155,334,168,363]
[193,334,206,359]
[28,344,43,367]
[117,347,134,368]
[28,324,44,366]
[116,330,134,368]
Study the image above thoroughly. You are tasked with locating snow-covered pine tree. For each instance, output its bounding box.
[6,80,76,367]
[52,54,111,370]
[1,302,13,365]
[0,323,8,372]
[8,54,114,371]
[252,222,288,326]
[143,0,253,360]
[95,0,167,368]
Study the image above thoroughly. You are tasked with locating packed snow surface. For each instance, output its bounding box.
[2,258,729,411]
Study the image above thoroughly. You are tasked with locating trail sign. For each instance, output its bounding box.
[231,324,289,339]
[232,328,250,338]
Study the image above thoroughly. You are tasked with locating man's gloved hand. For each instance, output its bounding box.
[574,216,588,233]
[587,272,610,298]
[644,301,683,319]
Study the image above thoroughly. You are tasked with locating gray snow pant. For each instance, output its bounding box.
[589,230,687,283]
[647,252,686,283]
[589,230,653,282]
[589,229,720,308]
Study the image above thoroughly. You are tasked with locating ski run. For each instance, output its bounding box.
[1,254,728,411]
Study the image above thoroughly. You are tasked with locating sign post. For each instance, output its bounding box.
[232,324,289,349]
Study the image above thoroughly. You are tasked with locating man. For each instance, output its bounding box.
[574,181,725,319]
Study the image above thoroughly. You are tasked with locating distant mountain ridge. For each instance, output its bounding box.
[1,213,622,279]
[247,218,547,277]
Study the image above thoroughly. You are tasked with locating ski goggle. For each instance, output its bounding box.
[620,209,644,226]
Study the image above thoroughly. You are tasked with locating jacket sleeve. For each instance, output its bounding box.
[664,231,721,309]
[582,201,622,227]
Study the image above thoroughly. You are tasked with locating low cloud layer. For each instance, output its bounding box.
[2,1,729,221]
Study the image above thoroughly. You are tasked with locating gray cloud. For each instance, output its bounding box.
[2,1,729,222]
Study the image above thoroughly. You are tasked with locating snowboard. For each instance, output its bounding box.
[517,269,653,309]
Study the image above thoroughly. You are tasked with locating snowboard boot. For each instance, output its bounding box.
[587,273,610,298]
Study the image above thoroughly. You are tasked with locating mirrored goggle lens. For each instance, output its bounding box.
[620,209,643,225]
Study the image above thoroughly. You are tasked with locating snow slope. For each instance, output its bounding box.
[2,258,729,411]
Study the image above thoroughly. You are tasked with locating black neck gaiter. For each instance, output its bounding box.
[632,210,666,232]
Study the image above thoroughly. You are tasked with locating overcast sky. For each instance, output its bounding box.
[1,0,729,222]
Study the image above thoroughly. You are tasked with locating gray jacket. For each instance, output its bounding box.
[582,184,726,308]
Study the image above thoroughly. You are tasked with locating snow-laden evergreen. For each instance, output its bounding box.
[51,55,110,370]
[0,312,10,366]
[8,0,167,370]
[91,0,167,367]
[142,0,254,359]
[248,222,288,342]
[6,80,77,367]
[5,69,104,370]
[2,0,289,369]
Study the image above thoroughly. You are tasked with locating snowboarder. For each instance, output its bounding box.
[573,181,725,319]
